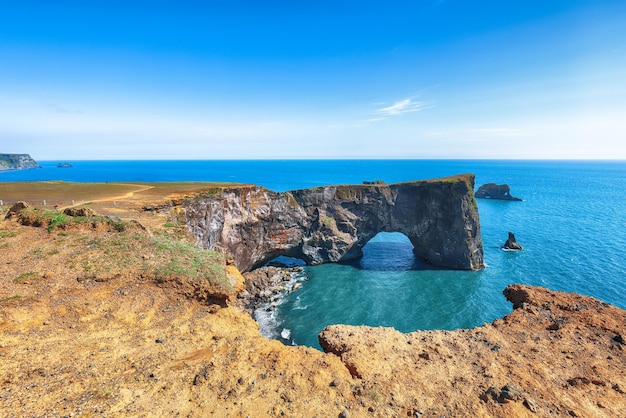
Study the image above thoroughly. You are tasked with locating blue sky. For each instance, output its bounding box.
[1,1,625,159]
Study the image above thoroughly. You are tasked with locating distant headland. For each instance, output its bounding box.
[0,153,40,172]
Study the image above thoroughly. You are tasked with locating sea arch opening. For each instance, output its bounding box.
[265,255,307,268]
[353,231,421,271]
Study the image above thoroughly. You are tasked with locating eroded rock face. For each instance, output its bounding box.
[4,201,31,219]
[63,207,97,217]
[174,174,484,272]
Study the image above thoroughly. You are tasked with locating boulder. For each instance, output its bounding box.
[63,207,97,217]
[4,201,31,219]
[475,183,522,201]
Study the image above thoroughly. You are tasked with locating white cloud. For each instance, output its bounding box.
[427,127,532,139]
[366,117,386,123]
[46,103,83,114]
[328,96,434,129]
[375,98,430,116]
[466,128,530,138]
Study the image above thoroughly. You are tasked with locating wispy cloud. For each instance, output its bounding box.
[46,103,83,114]
[329,95,434,129]
[468,128,529,138]
[375,98,430,117]
[427,128,532,139]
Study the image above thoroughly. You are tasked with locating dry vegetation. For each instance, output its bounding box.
[0,199,355,417]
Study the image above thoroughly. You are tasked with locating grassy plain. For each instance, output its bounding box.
[0,181,238,207]
[0,181,241,229]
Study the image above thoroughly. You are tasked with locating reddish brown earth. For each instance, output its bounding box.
[1,191,625,417]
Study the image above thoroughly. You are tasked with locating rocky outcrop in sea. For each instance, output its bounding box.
[503,231,523,250]
[475,183,522,201]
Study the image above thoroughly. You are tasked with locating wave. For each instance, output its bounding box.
[280,328,291,340]
[253,268,309,344]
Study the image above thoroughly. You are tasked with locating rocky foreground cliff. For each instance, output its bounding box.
[1,186,625,417]
[174,174,484,272]
[1,218,625,417]
[0,153,39,171]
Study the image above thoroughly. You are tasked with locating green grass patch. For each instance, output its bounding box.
[368,390,383,403]
[30,248,46,259]
[0,295,24,304]
[0,230,18,239]
[14,207,134,234]
[14,271,39,283]
[65,230,231,296]
[7,206,231,298]
[47,214,69,232]
[286,193,299,208]
[320,215,335,228]
[200,188,220,197]
[149,234,229,289]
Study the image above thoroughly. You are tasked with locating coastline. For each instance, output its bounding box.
[238,265,309,344]
[1,182,626,416]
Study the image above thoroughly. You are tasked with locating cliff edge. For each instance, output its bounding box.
[320,284,626,417]
[174,174,484,271]
[0,153,40,171]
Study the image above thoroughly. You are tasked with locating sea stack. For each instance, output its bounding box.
[475,183,522,201]
[503,231,523,250]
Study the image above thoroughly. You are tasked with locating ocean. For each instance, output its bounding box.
[2,159,625,349]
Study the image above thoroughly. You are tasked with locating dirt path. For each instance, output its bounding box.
[58,183,156,209]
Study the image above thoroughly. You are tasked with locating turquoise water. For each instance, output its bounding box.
[3,160,626,349]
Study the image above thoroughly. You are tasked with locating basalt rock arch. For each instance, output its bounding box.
[175,174,484,272]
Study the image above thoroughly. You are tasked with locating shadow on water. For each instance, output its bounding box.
[341,231,447,271]
[275,232,492,349]
[341,241,445,272]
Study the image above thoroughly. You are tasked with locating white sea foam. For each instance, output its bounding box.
[280,328,291,340]
[254,308,279,339]
[292,296,309,310]
[254,268,309,343]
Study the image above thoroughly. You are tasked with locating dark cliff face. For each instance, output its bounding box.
[176,174,484,272]
[0,154,40,171]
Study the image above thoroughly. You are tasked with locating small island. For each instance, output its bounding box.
[475,183,522,201]
[57,162,73,168]
[0,153,40,172]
